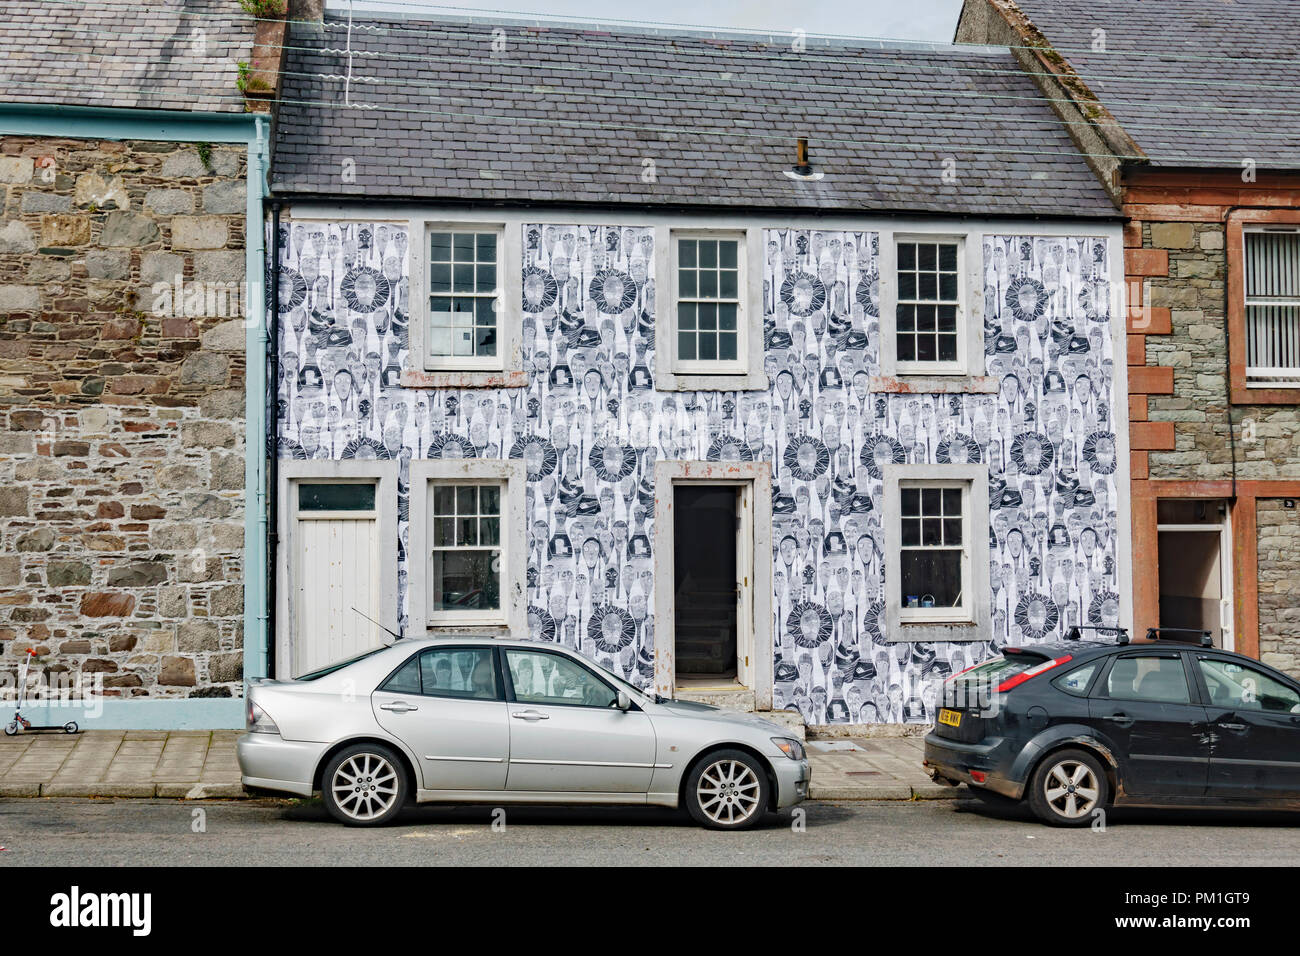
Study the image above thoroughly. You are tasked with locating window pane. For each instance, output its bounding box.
[918,243,937,270]
[679,268,697,298]
[922,518,943,546]
[480,485,500,515]
[898,272,916,300]
[679,239,697,267]
[698,303,717,330]
[719,303,737,331]
[434,517,454,547]
[918,272,937,300]
[476,264,497,293]
[917,335,936,362]
[896,304,915,331]
[480,516,500,546]
[938,243,958,272]
[1053,662,1099,697]
[1198,658,1300,713]
[453,263,474,291]
[678,302,697,330]
[476,233,497,261]
[900,549,962,609]
[476,326,497,356]
[432,550,501,611]
[901,518,921,547]
[719,332,738,361]
[430,263,451,293]
[298,483,375,511]
[942,519,963,545]
[921,488,942,513]
[897,335,915,362]
[453,233,474,258]
[917,305,937,332]
[505,650,617,708]
[457,516,478,546]
[699,334,718,361]
[898,242,916,270]
[380,655,422,694]
[678,331,697,361]
[434,485,455,515]
[901,488,920,516]
[941,488,962,514]
[419,647,498,699]
[938,304,957,332]
[719,268,737,299]
[938,334,958,362]
[939,272,958,301]
[1106,656,1190,704]
[699,269,717,298]
[719,240,738,268]
[456,485,477,514]
[430,232,452,259]
[698,240,717,268]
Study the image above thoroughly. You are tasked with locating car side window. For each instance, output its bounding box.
[1198,658,1300,714]
[1104,654,1191,705]
[417,647,499,701]
[505,650,618,709]
[380,654,422,695]
[1053,661,1099,697]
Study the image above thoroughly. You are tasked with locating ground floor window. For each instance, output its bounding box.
[430,482,504,617]
[898,482,967,619]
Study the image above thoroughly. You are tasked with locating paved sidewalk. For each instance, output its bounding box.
[0,730,958,801]
[0,730,244,799]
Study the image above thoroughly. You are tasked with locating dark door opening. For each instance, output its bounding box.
[673,485,738,680]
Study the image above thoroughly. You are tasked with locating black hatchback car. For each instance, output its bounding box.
[923,628,1300,826]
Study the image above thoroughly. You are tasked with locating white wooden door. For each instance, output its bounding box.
[294,489,382,676]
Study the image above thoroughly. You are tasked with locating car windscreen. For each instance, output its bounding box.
[295,646,390,681]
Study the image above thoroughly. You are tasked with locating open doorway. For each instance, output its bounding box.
[673,485,739,682]
[1156,499,1233,649]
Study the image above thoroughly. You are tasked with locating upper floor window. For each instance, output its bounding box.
[672,232,744,372]
[1244,228,1300,388]
[427,227,501,368]
[895,238,962,371]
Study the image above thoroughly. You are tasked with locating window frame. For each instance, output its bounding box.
[876,230,989,391]
[882,463,990,642]
[1241,225,1300,389]
[1095,650,1196,705]
[654,226,767,391]
[896,478,972,626]
[427,479,507,626]
[893,236,966,376]
[407,458,526,636]
[1227,210,1300,404]
[406,219,527,387]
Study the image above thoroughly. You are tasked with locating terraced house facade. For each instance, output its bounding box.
[262,10,1129,727]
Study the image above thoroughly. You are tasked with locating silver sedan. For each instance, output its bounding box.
[237,637,810,829]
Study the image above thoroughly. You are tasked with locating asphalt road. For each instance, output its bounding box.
[3,797,1300,866]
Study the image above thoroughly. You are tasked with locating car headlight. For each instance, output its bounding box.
[771,737,805,760]
[247,700,280,735]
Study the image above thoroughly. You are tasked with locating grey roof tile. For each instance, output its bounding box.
[0,0,256,114]
[272,14,1116,216]
[1013,0,1300,169]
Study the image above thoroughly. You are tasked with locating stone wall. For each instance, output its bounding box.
[1257,497,1300,677]
[0,136,248,699]
[1142,220,1300,479]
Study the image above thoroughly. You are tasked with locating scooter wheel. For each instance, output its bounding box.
[63,722,79,734]
[4,722,17,736]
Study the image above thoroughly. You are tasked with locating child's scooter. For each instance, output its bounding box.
[4,648,79,735]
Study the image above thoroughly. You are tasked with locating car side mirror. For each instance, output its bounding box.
[616,691,631,712]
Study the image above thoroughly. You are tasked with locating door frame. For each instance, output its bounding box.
[1156,507,1234,651]
[652,460,773,708]
[276,459,400,679]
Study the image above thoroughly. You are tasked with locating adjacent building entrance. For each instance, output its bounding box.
[1156,499,1234,649]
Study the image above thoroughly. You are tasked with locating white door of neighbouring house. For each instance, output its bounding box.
[293,480,383,676]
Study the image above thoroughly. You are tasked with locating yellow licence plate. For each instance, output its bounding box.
[938,709,962,728]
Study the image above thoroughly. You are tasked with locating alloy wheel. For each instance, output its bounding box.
[330,752,400,822]
[696,758,762,826]
[1043,759,1100,819]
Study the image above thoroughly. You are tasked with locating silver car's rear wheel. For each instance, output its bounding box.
[685,749,770,830]
[322,744,408,826]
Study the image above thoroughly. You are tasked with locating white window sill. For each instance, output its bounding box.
[870,375,998,394]
[401,368,528,389]
[658,368,769,392]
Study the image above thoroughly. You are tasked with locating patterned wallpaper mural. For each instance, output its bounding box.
[274,220,1118,725]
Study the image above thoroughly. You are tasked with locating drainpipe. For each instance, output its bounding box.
[243,115,270,684]
[267,201,283,678]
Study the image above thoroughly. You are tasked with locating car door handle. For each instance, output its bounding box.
[511,710,549,721]
[379,701,419,713]
[1102,713,1134,728]
[1217,722,1248,732]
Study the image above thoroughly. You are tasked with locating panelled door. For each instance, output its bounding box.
[293,480,383,676]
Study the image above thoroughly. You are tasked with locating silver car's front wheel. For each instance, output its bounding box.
[685,749,770,830]
[322,743,408,827]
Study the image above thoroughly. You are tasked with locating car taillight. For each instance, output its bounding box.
[996,654,1073,693]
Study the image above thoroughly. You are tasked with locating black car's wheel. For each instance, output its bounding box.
[1028,748,1109,827]
[321,743,409,827]
[685,749,770,830]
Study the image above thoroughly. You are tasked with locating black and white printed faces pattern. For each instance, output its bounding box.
[276,222,1118,725]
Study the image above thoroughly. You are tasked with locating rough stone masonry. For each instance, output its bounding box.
[0,137,247,699]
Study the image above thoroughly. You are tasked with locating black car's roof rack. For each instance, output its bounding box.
[1145,627,1214,647]
[1065,625,1131,645]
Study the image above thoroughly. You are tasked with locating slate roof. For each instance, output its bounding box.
[272,14,1117,217]
[0,0,255,114]
[1011,0,1300,170]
